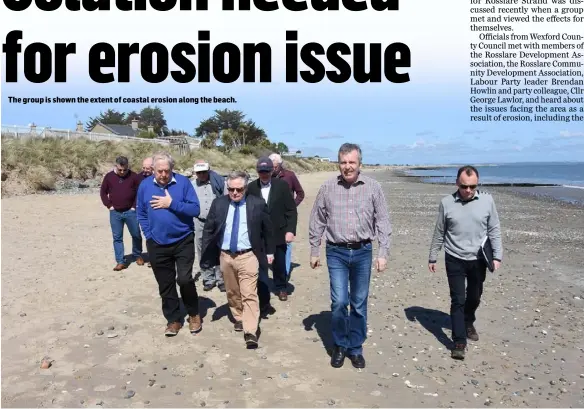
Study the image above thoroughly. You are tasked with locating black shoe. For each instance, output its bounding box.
[218,283,226,292]
[234,321,243,332]
[244,333,258,349]
[260,304,276,319]
[330,346,346,368]
[348,354,366,369]
[203,283,215,291]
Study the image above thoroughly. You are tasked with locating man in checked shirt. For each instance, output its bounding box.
[308,143,392,369]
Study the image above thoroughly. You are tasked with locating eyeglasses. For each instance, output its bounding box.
[459,184,477,190]
[227,187,245,193]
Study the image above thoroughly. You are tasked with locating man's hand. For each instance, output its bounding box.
[130,207,135,211]
[310,256,320,269]
[428,263,437,273]
[150,189,172,209]
[285,232,295,243]
[267,254,274,264]
[375,258,387,272]
[109,206,114,210]
[493,260,502,271]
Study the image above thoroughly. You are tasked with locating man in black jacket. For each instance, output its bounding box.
[247,156,298,302]
[199,171,274,348]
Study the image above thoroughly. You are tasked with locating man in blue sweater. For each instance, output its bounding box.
[136,152,203,337]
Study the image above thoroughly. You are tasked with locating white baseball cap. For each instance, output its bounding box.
[194,162,210,172]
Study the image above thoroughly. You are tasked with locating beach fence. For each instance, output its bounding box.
[0,124,202,153]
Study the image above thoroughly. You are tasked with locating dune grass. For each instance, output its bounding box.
[1,137,339,196]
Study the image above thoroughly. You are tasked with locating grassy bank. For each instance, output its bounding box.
[1,137,340,197]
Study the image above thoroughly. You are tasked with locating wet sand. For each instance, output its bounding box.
[1,169,583,408]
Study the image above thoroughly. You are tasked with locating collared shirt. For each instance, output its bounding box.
[260,179,271,203]
[192,178,215,219]
[308,173,392,259]
[428,189,503,262]
[220,199,251,251]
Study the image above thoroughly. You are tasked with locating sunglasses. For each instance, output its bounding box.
[227,187,245,193]
[459,184,477,190]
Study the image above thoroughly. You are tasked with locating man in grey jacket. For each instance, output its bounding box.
[428,165,503,360]
[192,160,228,291]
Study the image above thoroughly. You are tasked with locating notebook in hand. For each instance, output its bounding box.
[480,236,495,272]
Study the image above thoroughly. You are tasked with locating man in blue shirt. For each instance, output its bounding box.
[200,171,274,348]
[136,152,202,337]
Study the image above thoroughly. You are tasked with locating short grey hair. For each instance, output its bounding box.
[152,152,175,169]
[338,143,362,164]
[269,153,283,164]
[226,170,249,185]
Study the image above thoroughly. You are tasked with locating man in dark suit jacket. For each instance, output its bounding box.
[247,156,298,302]
[199,170,275,348]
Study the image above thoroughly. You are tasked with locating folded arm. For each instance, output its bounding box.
[168,182,200,218]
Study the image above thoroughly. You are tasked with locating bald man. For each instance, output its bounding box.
[137,157,154,183]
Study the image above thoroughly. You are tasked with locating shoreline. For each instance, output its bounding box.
[391,168,584,208]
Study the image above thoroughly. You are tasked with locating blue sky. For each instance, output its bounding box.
[3,79,584,165]
[2,0,583,165]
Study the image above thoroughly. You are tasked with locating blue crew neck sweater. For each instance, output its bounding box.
[136,173,200,245]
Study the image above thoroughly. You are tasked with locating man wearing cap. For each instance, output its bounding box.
[192,159,227,292]
[247,156,298,303]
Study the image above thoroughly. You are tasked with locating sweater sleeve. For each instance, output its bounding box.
[487,198,503,261]
[100,173,112,208]
[136,181,151,239]
[292,174,305,206]
[428,201,446,263]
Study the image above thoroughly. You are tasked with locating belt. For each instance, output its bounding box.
[222,248,253,256]
[327,239,371,250]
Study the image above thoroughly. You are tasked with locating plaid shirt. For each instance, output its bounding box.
[308,173,392,259]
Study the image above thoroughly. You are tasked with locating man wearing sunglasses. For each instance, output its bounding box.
[428,165,503,361]
[199,171,274,348]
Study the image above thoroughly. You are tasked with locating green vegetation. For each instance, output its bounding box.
[1,107,342,197]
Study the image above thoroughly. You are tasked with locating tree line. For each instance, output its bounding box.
[85,107,293,154]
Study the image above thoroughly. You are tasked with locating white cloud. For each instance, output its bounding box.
[560,131,584,138]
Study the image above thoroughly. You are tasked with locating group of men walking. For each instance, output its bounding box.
[100,143,503,364]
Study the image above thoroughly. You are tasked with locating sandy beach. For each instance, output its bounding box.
[2,169,583,408]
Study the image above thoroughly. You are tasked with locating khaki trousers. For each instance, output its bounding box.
[220,250,260,334]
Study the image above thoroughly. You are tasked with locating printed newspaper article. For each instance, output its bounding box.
[1,0,584,407]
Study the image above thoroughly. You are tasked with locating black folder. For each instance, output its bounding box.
[479,236,495,272]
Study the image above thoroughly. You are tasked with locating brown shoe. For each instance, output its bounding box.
[278,291,288,301]
[113,263,127,271]
[135,257,145,266]
[188,315,202,334]
[466,325,479,341]
[164,322,183,337]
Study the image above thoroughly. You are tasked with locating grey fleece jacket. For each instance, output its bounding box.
[428,190,503,263]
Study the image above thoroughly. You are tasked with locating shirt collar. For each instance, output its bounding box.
[337,172,365,186]
[454,190,480,202]
[153,175,177,188]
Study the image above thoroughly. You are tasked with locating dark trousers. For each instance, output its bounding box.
[146,233,199,325]
[445,252,487,345]
[272,243,288,291]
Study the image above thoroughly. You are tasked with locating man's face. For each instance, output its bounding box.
[457,171,479,201]
[227,178,246,202]
[258,170,271,183]
[338,150,360,184]
[272,160,280,174]
[142,159,153,176]
[196,170,209,182]
[153,160,172,186]
[115,164,129,176]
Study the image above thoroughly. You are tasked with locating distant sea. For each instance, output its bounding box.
[403,162,584,206]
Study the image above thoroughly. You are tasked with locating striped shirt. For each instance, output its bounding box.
[308,173,392,259]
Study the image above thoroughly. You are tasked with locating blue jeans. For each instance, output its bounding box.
[326,242,373,356]
[285,242,292,276]
[109,209,142,264]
